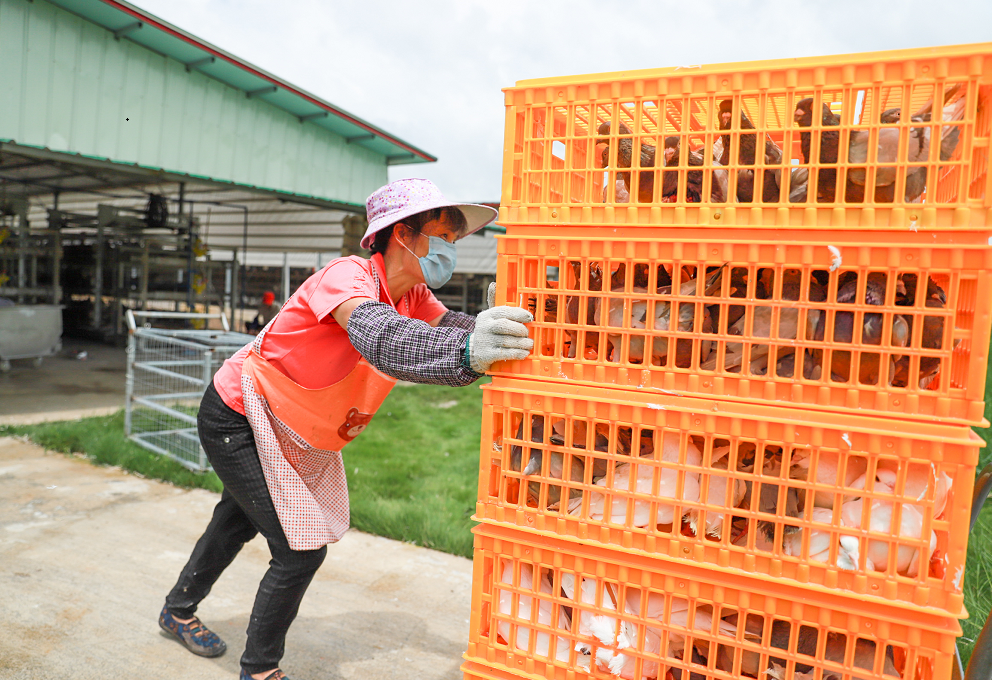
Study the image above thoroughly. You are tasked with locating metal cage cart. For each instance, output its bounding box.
[125,310,253,471]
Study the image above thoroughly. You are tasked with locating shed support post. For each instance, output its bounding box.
[230,250,239,333]
[52,225,61,304]
[94,220,104,330]
[282,252,290,302]
[224,261,232,326]
[139,241,149,310]
[51,192,61,304]
[16,211,26,304]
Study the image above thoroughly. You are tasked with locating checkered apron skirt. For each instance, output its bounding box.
[240,266,397,550]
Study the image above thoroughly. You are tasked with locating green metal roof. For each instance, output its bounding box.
[46,0,436,165]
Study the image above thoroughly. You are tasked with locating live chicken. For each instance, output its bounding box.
[573,432,702,527]
[602,265,726,367]
[598,120,657,203]
[498,562,572,662]
[717,100,784,203]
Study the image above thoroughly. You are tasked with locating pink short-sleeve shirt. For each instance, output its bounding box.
[213,253,447,415]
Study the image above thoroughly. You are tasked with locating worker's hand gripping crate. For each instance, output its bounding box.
[500,44,992,229]
[466,524,959,680]
[478,378,980,616]
[488,229,992,426]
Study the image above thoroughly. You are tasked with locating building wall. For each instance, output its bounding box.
[0,0,387,205]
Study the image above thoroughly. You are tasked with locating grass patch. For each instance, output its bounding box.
[342,381,489,558]
[959,342,992,667]
[0,410,222,493]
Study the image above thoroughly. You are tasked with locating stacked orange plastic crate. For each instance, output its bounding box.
[464,44,992,680]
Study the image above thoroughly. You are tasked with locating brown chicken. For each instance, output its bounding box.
[794,98,842,202]
[662,137,728,203]
[597,120,656,203]
[871,84,965,202]
[718,100,783,203]
[811,273,910,385]
[793,98,893,203]
[662,136,704,202]
[891,273,951,388]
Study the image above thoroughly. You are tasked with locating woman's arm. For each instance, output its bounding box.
[435,310,476,330]
[335,299,481,387]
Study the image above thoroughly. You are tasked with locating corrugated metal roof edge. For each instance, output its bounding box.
[0,140,368,213]
[58,0,437,165]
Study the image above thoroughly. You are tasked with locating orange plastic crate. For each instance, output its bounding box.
[478,378,981,616]
[490,228,992,426]
[462,660,525,680]
[501,43,992,230]
[466,524,959,680]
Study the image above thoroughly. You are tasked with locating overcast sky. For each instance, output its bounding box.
[134,0,991,203]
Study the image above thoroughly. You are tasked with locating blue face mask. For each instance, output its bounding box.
[398,233,457,288]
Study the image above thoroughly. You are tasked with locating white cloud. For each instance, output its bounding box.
[135,0,992,202]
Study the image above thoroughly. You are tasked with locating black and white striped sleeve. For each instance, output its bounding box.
[346,300,482,386]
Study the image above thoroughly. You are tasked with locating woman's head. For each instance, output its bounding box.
[360,178,497,251]
[367,206,467,256]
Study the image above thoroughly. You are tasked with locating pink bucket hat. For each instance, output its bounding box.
[361,178,498,250]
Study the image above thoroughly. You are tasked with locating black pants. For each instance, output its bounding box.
[165,382,327,674]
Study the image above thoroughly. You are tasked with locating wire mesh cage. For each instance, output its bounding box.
[124,311,253,471]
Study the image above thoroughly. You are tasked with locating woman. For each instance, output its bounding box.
[158,179,533,680]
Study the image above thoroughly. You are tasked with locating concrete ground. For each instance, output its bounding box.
[0,436,474,680]
[0,340,127,423]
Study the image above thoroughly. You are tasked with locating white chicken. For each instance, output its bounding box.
[561,573,740,680]
[687,455,747,540]
[571,432,702,527]
[872,461,952,520]
[783,507,863,571]
[789,449,869,509]
[601,266,725,365]
[841,469,939,577]
[561,573,651,679]
[498,562,572,662]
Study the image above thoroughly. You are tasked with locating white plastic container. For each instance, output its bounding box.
[0,304,63,371]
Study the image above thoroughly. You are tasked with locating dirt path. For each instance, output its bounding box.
[0,437,474,680]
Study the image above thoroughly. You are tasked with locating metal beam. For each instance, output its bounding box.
[205,233,345,240]
[0,142,367,213]
[0,160,50,172]
[184,56,215,72]
[113,21,142,40]
[245,85,278,99]
[386,153,416,165]
[299,111,328,122]
[346,133,375,144]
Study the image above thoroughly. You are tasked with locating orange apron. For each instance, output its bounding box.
[240,263,396,550]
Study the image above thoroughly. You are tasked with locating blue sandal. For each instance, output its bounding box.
[158,606,227,658]
[240,670,289,680]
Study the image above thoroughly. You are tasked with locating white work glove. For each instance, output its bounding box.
[467,282,534,373]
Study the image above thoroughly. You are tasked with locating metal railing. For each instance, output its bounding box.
[124,310,252,471]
